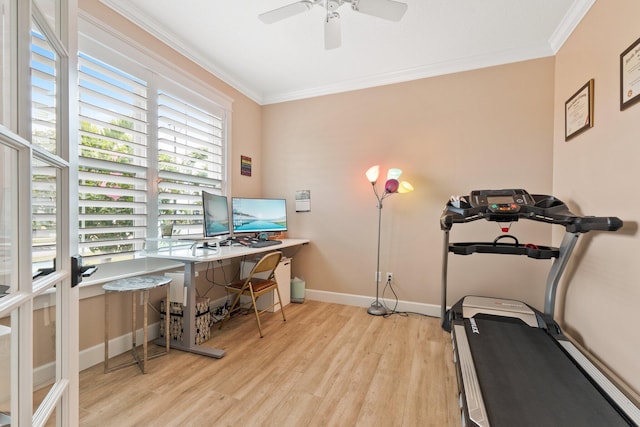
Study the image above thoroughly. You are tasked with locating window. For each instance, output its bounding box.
[0,140,18,293]
[76,29,230,262]
[31,22,57,154]
[31,157,57,276]
[31,20,59,273]
[157,91,225,237]
[78,53,148,261]
[1,0,12,128]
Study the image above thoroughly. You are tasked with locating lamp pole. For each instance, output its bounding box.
[368,195,387,315]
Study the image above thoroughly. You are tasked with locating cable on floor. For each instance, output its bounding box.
[380,277,438,319]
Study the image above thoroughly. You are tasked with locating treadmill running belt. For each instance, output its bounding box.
[465,316,631,426]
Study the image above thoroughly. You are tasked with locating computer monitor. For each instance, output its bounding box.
[202,191,230,238]
[231,197,287,234]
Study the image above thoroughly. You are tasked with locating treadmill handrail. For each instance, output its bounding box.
[449,242,560,259]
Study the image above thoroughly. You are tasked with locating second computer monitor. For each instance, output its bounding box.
[202,191,230,238]
[232,197,287,234]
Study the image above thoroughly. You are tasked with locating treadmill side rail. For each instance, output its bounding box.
[453,324,490,427]
[558,341,640,425]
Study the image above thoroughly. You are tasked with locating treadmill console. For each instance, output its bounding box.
[440,188,623,233]
[469,189,533,213]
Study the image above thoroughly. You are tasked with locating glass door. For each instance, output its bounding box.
[1,0,77,425]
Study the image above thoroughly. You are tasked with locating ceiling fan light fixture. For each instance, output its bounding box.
[326,0,343,11]
[324,11,342,49]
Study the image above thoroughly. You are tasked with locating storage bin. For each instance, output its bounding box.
[160,297,211,345]
[290,277,305,303]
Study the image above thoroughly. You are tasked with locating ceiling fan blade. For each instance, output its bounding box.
[352,0,408,21]
[324,12,342,49]
[259,1,314,24]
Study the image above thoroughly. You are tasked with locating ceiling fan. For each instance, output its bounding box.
[259,0,408,50]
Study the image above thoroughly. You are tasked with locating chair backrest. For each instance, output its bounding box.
[249,251,282,280]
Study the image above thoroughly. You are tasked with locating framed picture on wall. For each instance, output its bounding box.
[241,155,252,176]
[565,79,594,141]
[620,36,640,110]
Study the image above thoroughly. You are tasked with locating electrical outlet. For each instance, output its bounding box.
[386,272,393,283]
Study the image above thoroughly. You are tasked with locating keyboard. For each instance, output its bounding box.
[249,239,281,248]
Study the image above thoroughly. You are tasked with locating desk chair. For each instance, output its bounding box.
[220,251,286,337]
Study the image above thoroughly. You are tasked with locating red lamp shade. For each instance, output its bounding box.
[384,179,399,193]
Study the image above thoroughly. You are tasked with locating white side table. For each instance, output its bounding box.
[103,275,171,374]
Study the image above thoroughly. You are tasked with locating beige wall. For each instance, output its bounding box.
[262,58,555,308]
[553,0,640,397]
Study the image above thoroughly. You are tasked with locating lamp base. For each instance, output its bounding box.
[367,301,388,316]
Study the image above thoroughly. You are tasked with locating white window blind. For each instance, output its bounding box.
[157,91,224,236]
[77,53,148,261]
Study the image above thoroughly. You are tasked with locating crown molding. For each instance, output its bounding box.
[99,0,262,104]
[548,0,595,53]
[260,43,555,105]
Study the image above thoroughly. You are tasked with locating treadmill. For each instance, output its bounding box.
[440,189,640,427]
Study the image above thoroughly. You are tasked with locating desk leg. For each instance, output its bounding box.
[156,262,225,358]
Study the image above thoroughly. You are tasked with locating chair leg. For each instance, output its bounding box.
[274,285,286,322]
[248,287,264,338]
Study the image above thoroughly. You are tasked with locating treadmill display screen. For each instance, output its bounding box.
[487,196,514,205]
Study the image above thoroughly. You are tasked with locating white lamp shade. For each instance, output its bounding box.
[365,165,380,183]
[386,168,402,180]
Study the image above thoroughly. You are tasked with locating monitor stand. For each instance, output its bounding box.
[190,238,225,256]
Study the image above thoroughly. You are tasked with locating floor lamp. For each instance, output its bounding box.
[365,165,414,316]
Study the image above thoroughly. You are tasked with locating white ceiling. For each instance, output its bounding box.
[100,0,594,105]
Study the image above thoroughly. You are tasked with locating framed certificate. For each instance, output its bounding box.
[620,37,640,110]
[565,79,594,141]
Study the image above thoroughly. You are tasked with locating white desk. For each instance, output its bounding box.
[145,238,309,358]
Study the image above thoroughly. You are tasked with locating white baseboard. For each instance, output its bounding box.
[78,322,162,372]
[304,288,441,318]
[34,322,162,389]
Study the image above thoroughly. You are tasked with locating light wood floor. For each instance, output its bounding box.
[78,300,461,426]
